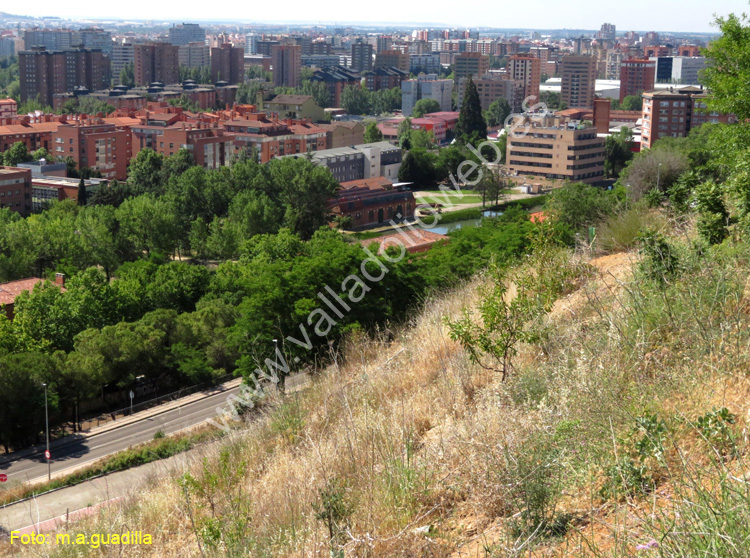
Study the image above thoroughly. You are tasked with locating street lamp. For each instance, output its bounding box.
[42,383,50,481]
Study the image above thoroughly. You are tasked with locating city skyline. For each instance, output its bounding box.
[4,0,747,33]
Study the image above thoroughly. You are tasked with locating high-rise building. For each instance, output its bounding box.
[271,44,301,87]
[597,23,617,41]
[179,42,210,69]
[454,52,489,85]
[0,38,15,60]
[23,29,73,51]
[211,44,244,83]
[619,58,656,102]
[374,50,410,73]
[351,42,373,72]
[376,36,393,53]
[75,29,113,56]
[111,42,134,86]
[168,23,206,46]
[133,43,180,86]
[560,54,597,109]
[244,33,260,55]
[670,57,708,84]
[19,46,110,105]
[458,76,524,112]
[401,76,453,116]
[508,55,541,105]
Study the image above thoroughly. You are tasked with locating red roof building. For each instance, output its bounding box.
[361,228,449,254]
[0,273,66,320]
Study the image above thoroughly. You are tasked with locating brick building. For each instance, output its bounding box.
[211,44,244,84]
[363,67,408,92]
[454,52,489,85]
[619,58,656,102]
[330,176,415,227]
[309,66,360,107]
[133,43,179,86]
[508,55,541,104]
[374,50,409,73]
[52,118,131,180]
[641,87,736,149]
[19,46,110,105]
[271,44,301,88]
[0,166,32,217]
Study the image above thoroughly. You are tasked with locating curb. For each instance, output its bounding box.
[0,379,242,468]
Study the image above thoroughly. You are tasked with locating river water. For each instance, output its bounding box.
[419,210,504,236]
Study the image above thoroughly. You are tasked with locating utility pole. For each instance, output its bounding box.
[42,383,50,481]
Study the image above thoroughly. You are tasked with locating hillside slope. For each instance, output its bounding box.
[5,218,750,558]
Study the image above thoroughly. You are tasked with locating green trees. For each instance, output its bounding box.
[127,149,165,194]
[484,97,511,127]
[397,117,413,149]
[119,62,135,88]
[364,121,383,143]
[604,127,634,178]
[340,84,371,115]
[455,76,487,144]
[412,98,441,118]
[2,141,32,167]
[702,13,750,120]
[398,148,438,186]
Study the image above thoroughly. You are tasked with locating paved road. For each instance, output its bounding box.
[0,384,241,486]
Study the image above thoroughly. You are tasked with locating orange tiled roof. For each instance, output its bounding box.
[0,278,64,306]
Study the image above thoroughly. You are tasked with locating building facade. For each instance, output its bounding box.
[506,118,605,184]
[0,166,32,217]
[271,44,301,88]
[134,43,179,86]
[619,58,656,102]
[508,55,541,105]
[211,44,244,84]
[560,55,597,109]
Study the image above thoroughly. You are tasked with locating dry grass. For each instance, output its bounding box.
[6,222,750,558]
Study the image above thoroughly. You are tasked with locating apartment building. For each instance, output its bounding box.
[211,44,244,84]
[508,55,541,104]
[0,166,32,217]
[19,46,110,105]
[506,118,605,184]
[454,52,489,85]
[351,42,374,73]
[179,42,210,69]
[641,87,736,149]
[271,44,301,88]
[401,76,453,116]
[52,119,131,180]
[363,67,408,92]
[374,50,409,73]
[619,58,656,102]
[0,98,17,118]
[134,43,179,86]
[458,75,524,112]
[168,23,206,46]
[560,55,597,109]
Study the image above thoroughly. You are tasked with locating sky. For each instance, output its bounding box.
[16,0,750,33]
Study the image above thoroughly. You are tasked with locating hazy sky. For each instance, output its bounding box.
[20,0,750,33]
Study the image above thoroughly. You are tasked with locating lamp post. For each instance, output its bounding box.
[42,383,50,481]
[273,339,281,393]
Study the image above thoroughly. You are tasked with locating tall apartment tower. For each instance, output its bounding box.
[560,54,597,109]
[597,23,616,41]
[454,52,489,85]
[19,46,110,105]
[244,33,260,55]
[133,43,179,86]
[619,58,656,102]
[111,42,134,85]
[376,36,393,53]
[271,44,301,87]
[351,42,373,72]
[168,23,206,46]
[508,55,541,105]
[211,43,244,83]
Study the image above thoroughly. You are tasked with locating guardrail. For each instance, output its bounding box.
[69,373,237,433]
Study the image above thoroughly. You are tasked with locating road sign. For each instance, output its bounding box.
[44,450,51,460]
[0,474,7,482]
[130,390,134,399]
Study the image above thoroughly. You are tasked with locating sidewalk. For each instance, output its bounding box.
[0,377,243,467]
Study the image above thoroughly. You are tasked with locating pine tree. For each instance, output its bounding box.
[456,76,487,144]
[77,177,87,206]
